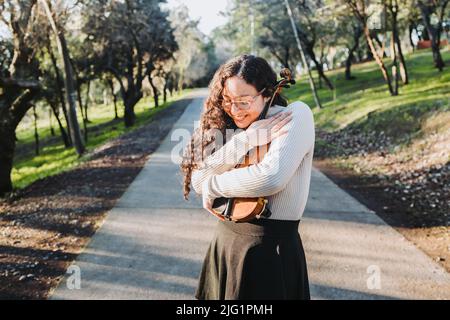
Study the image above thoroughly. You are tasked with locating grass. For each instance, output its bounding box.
[12,49,449,190]
[284,48,450,147]
[12,90,192,190]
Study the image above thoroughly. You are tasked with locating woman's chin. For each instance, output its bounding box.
[233,116,251,128]
[235,121,250,128]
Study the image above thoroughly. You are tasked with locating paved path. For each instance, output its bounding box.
[51,89,450,300]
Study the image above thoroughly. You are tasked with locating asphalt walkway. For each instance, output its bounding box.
[51,90,450,299]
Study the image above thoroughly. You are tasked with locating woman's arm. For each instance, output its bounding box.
[202,101,315,199]
[191,130,251,194]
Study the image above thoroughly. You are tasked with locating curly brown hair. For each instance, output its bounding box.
[180,54,288,200]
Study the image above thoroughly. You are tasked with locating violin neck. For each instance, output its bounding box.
[257,99,272,121]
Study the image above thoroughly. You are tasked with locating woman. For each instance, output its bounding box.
[180,54,315,300]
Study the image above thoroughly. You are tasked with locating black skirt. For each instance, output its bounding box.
[195,218,310,300]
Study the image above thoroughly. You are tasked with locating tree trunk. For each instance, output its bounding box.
[47,41,72,146]
[49,107,55,136]
[345,52,355,80]
[84,80,91,123]
[58,34,85,154]
[418,1,447,71]
[33,105,40,156]
[48,100,71,147]
[0,126,16,195]
[124,101,137,127]
[307,48,334,90]
[0,1,40,196]
[408,23,416,51]
[394,25,409,85]
[0,88,38,195]
[372,31,387,58]
[345,26,362,80]
[163,80,168,104]
[284,0,322,109]
[122,90,142,127]
[75,78,88,143]
[390,33,399,95]
[365,40,374,61]
[148,76,159,108]
[108,79,119,119]
[83,80,91,142]
[364,26,395,95]
[41,0,85,155]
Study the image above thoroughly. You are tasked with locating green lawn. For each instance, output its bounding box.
[284,49,450,147]
[12,49,449,190]
[12,90,191,189]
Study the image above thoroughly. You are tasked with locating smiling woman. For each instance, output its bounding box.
[180,54,314,300]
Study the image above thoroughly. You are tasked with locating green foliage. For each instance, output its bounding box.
[11,91,190,189]
[285,50,450,144]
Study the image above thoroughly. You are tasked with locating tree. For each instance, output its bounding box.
[417,0,448,71]
[83,0,177,127]
[38,0,85,155]
[0,0,41,195]
[284,0,323,108]
[247,0,334,90]
[346,0,398,95]
[320,2,363,80]
[168,4,211,91]
[41,31,73,147]
[386,0,409,85]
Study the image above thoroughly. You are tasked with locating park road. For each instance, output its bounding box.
[51,89,450,300]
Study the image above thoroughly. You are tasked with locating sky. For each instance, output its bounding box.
[165,0,229,36]
[0,1,230,39]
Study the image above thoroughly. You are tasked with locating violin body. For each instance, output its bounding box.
[212,143,272,222]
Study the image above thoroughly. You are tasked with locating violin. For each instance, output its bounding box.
[211,68,295,222]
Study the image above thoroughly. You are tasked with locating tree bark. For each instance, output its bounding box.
[41,0,85,155]
[364,26,395,95]
[394,21,409,84]
[307,47,334,90]
[408,23,416,51]
[0,1,40,195]
[48,99,71,147]
[47,40,72,146]
[284,0,322,109]
[148,75,159,108]
[345,25,363,80]
[163,78,168,104]
[84,80,91,123]
[33,105,40,156]
[107,79,119,119]
[122,89,142,127]
[417,0,447,71]
[0,87,39,195]
[0,126,16,195]
[75,76,88,143]
[49,107,55,136]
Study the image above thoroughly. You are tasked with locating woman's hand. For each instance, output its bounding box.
[246,110,293,148]
[202,192,215,215]
[201,178,225,221]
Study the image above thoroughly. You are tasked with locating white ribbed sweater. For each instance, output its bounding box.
[191,100,315,221]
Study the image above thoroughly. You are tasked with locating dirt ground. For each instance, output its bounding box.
[1,96,448,299]
[0,98,192,299]
[314,157,450,274]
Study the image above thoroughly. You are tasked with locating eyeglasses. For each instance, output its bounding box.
[221,88,266,111]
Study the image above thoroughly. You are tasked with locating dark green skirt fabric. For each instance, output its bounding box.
[195,218,310,300]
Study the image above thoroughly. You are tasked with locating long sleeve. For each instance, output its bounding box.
[191,130,251,195]
[203,101,315,199]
